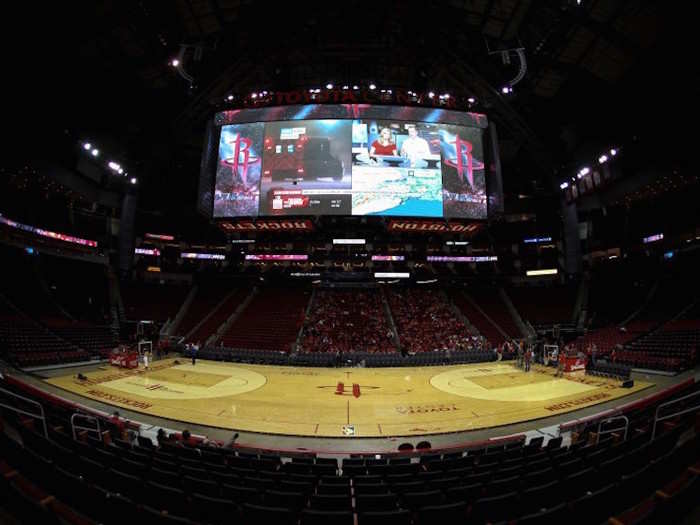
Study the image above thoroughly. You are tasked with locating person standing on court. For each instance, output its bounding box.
[524,346,532,372]
[191,342,198,366]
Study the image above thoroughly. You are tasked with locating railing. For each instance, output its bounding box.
[651,389,700,441]
[596,415,628,444]
[71,412,102,441]
[0,386,48,438]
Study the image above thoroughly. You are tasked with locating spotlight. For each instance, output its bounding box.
[91,149,99,157]
[598,155,608,164]
[227,95,234,101]
[326,83,333,89]
[130,177,137,185]
[610,148,617,156]
[560,182,569,189]
[428,91,435,98]
[352,85,359,90]
[170,59,179,67]
[342,85,349,90]
[369,83,376,90]
[501,86,512,94]
[118,168,124,174]
[468,97,476,104]
[83,143,91,150]
[443,93,450,99]
[309,88,314,93]
[251,93,257,99]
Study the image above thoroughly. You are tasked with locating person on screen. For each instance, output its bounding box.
[369,127,398,157]
[400,125,431,167]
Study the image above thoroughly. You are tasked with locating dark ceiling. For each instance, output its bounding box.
[7,0,689,237]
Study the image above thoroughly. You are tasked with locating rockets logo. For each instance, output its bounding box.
[442,135,485,188]
[222,134,260,185]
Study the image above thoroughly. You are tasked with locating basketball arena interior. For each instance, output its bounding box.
[2,2,698,524]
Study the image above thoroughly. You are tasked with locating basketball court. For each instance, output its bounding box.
[46,359,652,437]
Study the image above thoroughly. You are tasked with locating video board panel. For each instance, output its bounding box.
[209,104,488,219]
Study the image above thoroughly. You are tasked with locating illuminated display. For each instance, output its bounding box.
[0,214,97,247]
[643,233,663,243]
[245,254,308,261]
[145,233,175,241]
[523,237,552,244]
[371,255,405,261]
[135,248,160,256]
[427,255,497,262]
[526,269,558,276]
[181,252,226,260]
[211,104,487,219]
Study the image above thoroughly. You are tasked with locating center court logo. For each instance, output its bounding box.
[317,382,382,398]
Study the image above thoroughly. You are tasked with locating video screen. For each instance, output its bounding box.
[351,120,443,217]
[438,124,486,219]
[213,123,264,218]
[259,119,352,215]
[209,105,489,219]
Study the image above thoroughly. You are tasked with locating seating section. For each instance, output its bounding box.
[177,284,231,339]
[39,253,110,324]
[622,305,700,371]
[386,288,475,353]
[44,321,117,357]
[186,289,249,345]
[0,374,698,525]
[220,288,309,352]
[301,289,395,353]
[120,281,190,322]
[573,325,646,355]
[587,256,656,328]
[508,284,577,328]
[0,316,89,367]
[449,290,506,346]
[468,287,521,339]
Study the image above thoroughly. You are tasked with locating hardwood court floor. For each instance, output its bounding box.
[46,359,652,437]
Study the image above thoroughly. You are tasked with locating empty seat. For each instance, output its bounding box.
[300,509,354,525]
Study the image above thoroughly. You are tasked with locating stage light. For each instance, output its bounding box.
[598,154,608,164]
[170,59,179,67]
[369,83,376,90]
[251,93,257,98]
[428,91,435,98]
[443,93,450,99]
[387,89,392,94]
[560,182,569,189]
[342,85,349,90]
[353,85,359,90]
[326,83,333,89]
[262,91,267,95]
[118,168,124,174]
[314,88,321,93]
[467,97,475,104]
[130,177,137,184]
[91,149,99,157]
[83,143,91,150]
[309,88,314,93]
[578,167,590,178]
[227,95,234,101]
[501,86,511,94]
[610,148,617,156]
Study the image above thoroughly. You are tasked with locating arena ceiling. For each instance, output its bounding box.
[8,1,689,236]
